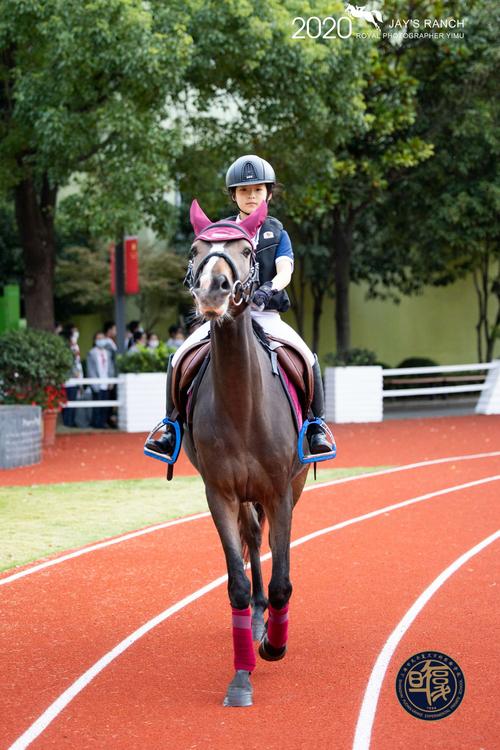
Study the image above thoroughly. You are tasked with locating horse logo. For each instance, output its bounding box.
[345,3,384,28]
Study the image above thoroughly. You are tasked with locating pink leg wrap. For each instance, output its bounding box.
[232,607,256,672]
[267,604,289,649]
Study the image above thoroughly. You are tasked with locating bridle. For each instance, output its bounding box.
[184,230,260,306]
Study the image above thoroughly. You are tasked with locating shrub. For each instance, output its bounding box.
[396,357,439,368]
[117,342,175,373]
[0,329,73,409]
[324,348,379,367]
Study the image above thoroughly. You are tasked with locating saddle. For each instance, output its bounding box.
[171,333,314,427]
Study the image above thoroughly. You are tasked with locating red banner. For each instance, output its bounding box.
[124,236,140,294]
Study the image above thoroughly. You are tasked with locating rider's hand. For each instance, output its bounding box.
[252,281,276,310]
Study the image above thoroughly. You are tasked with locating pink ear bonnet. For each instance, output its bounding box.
[190,199,268,248]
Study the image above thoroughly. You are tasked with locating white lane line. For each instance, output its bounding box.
[1,451,499,588]
[7,473,499,750]
[306,451,500,492]
[0,513,211,587]
[352,529,500,750]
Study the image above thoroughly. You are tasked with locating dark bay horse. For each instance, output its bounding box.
[183,199,309,707]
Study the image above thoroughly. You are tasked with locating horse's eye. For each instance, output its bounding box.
[242,248,251,258]
[190,247,198,259]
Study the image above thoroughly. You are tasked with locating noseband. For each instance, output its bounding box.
[185,248,260,306]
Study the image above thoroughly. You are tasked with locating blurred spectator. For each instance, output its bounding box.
[86,332,114,428]
[127,330,147,354]
[54,321,63,336]
[103,320,118,429]
[147,332,160,350]
[166,325,185,349]
[103,321,118,361]
[126,320,143,350]
[60,323,83,428]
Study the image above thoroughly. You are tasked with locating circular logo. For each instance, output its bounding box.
[395,652,465,720]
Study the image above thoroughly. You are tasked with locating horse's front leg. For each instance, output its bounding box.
[259,488,293,662]
[205,487,254,707]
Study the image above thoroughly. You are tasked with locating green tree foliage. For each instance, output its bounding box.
[357,0,499,361]
[0,199,22,282]
[53,239,190,330]
[54,245,112,318]
[173,1,439,354]
[171,1,371,353]
[0,0,192,330]
[136,243,191,331]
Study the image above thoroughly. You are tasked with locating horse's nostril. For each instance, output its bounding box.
[214,274,230,292]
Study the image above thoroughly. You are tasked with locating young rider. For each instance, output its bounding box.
[146,154,333,457]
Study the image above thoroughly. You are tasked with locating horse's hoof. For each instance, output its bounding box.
[223,670,253,707]
[258,636,287,661]
[252,613,266,642]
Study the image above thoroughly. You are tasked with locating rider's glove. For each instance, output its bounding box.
[252,281,277,310]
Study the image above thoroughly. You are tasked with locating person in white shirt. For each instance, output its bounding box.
[86,332,114,428]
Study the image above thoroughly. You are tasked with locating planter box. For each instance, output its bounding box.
[325,366,383,423]
[475,360,500,414]
[0,405,42,468]
[118,372,167,432]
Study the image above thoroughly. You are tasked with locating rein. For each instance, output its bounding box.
[185,249,260,306]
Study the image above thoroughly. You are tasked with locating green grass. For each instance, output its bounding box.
[0,466,386,573]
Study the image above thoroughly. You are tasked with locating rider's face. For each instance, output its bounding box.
[234,184,270,216]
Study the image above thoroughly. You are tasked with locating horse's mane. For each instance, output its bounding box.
[251,318,270,347]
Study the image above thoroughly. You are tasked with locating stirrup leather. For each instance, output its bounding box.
[298,418,337,464]
[143,417,181,465]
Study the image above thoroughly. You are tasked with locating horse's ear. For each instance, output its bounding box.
[239,200,268,237]
[190,200,212,236]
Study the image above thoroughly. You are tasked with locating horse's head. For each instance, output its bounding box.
[186,199,268,320]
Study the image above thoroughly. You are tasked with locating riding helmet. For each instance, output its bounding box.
[225,154,276,188]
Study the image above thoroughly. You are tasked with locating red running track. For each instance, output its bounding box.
[0,417,499,749]
[1,415,499,485]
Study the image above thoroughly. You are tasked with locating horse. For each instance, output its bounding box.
[182,198,310,707]
[344,3,383,28]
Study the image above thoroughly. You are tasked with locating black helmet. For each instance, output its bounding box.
[225,154,276,188]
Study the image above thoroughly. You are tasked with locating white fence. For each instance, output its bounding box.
[382,363,494,398]
[64,378,120,408]
[325,361,500,423]
[64,361,500,430]
[63,373,166,431]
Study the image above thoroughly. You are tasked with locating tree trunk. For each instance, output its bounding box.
[472,268,485,362]
[485,254,500,362]
[14,173,57,331]
[311,287,324,354]
[332,206,354,355]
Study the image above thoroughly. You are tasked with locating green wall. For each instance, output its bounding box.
[285,274,497,367]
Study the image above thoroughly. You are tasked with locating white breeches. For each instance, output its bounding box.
[172,310,315,367]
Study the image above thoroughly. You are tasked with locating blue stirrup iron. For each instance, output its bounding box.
[143,417,182,464]
[298,418,337,464]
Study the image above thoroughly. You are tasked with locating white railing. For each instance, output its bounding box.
[382,363,495,398]
[63,378,121,408]
[325,360,500,423]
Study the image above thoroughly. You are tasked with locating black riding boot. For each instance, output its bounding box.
[307,356,333,455]
[145,355,179,458]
